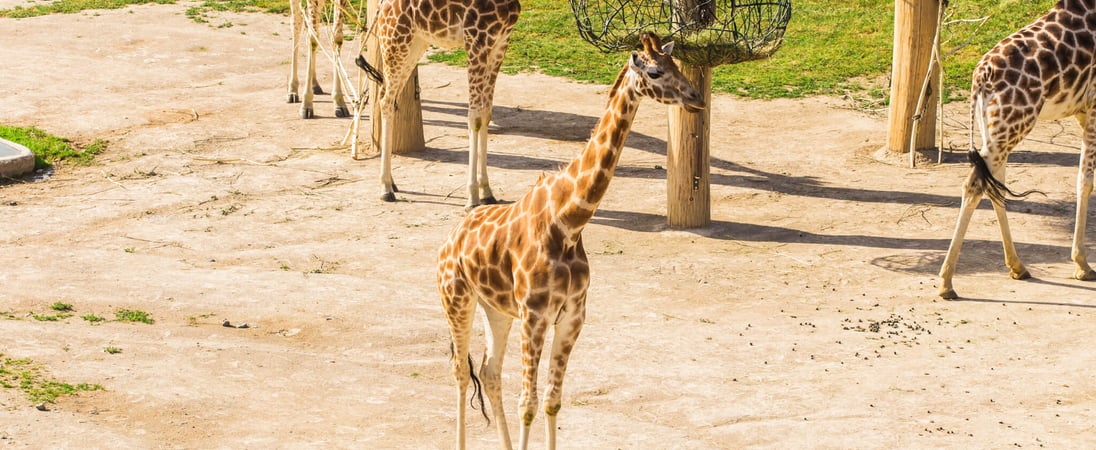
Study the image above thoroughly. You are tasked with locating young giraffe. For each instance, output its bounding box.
[354,0,520,208]
[287,0,350,119]
[939,0,1096,299]
[437,32,703,449]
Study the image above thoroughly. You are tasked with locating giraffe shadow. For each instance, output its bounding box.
[589,208,1077,276]
[417,100,1079,218]
[949,286,1096,307]
[421,99,661,145]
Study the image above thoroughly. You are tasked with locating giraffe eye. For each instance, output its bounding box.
[646,68,664,79]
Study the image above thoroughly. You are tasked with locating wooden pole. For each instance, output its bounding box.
[366,0,424,155]
[667,63,712,229]
[885,0,940,156]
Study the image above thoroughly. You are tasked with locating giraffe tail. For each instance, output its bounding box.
[449,342,490,423]
[354,54,384,84]
[967,150,1044,205]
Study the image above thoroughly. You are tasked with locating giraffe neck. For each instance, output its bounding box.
[548,67,642,233]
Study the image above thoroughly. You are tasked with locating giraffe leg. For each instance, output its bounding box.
[379,110,397,202]
[476,49,508,206]
[308,0,324,95]
[463,37,512,209]
[481,307,514,449]
[465,109,487,209]
[987,164,1029,281]
[287,0,303,104]
[299,0,321,118]
[1072,112,1096,280]
[939,170,986,299]
[542,297,586,450]
[517,309,549,450]
[375,36,427,201]
[330,0,349,118]
[441,281,477,450]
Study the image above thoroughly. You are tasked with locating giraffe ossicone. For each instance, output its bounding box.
[939,0,1096,299]
[436,32,703,450]
[356,0,521,208]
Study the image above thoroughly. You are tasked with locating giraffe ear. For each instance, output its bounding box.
[661,41,675,56]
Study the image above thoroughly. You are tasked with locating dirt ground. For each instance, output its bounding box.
[1,3,1095,448]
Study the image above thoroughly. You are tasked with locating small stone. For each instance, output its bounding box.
[35,403,49,411]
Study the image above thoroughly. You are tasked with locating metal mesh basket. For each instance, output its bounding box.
[570,0,792,67]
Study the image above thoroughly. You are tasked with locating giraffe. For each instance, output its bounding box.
[939,0,1096,299]
[353,0,520,208]
[287,0,350,119]
[436,32,703,450]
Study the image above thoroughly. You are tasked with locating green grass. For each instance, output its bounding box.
[0,0,1054,101]
[104,346,122,354]
[0,126,107,169]
[429,0,1050,102]
[0,354,103,403]
[114,308,154,324]
[0,0,174,18]
[81,313,106,323]
[50,302,74,312]
[31,312,72,321]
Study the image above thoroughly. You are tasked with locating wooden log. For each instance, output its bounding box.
[885,0,940,155]
[366,0,424,155]
[667,63,712,229]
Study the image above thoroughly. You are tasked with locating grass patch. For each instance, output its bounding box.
[31,312,72,321]
[0,126,106,170]
[104,346,122,354]
[0,0,1054,101]
[429,0,1049,102]
[81,313,106,324]
[115,308,154,324]
[0,354,103,403]
[0,0,174,18]
[50,302,74,312]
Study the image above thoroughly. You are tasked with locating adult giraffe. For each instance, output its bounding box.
[354,0,520,208]
[437,33,703,449]
[939,0,1096,299]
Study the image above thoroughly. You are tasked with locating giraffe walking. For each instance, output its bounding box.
[939,0,1096,299]
[354,0,520,208]
[436,33,703,449]
[287,0,350,119]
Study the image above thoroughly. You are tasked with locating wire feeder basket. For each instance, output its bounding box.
[570,0,791,67]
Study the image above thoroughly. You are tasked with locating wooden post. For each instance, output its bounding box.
[366,0,424,154]
[667,63,712,229]
[885,0,940,155]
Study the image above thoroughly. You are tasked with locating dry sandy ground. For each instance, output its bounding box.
[1,3,1095,449]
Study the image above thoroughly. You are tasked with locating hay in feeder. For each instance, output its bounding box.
[570,0,791,67]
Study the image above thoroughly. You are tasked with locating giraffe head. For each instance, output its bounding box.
[624,32,705,112]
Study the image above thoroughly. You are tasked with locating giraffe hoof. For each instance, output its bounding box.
[334,106,350,118]
[1010,269,1031,280]
[480,196,499,205]
[300,108,314,119]
[287,93,300,104]
[939,288,958,300]
[380,192,397,202]
[1075,269,1096,281]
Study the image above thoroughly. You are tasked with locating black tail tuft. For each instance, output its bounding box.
[968,150,1044,205]
[450,342,490,424]
[355,55,384,84]
[467,355,489,424]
